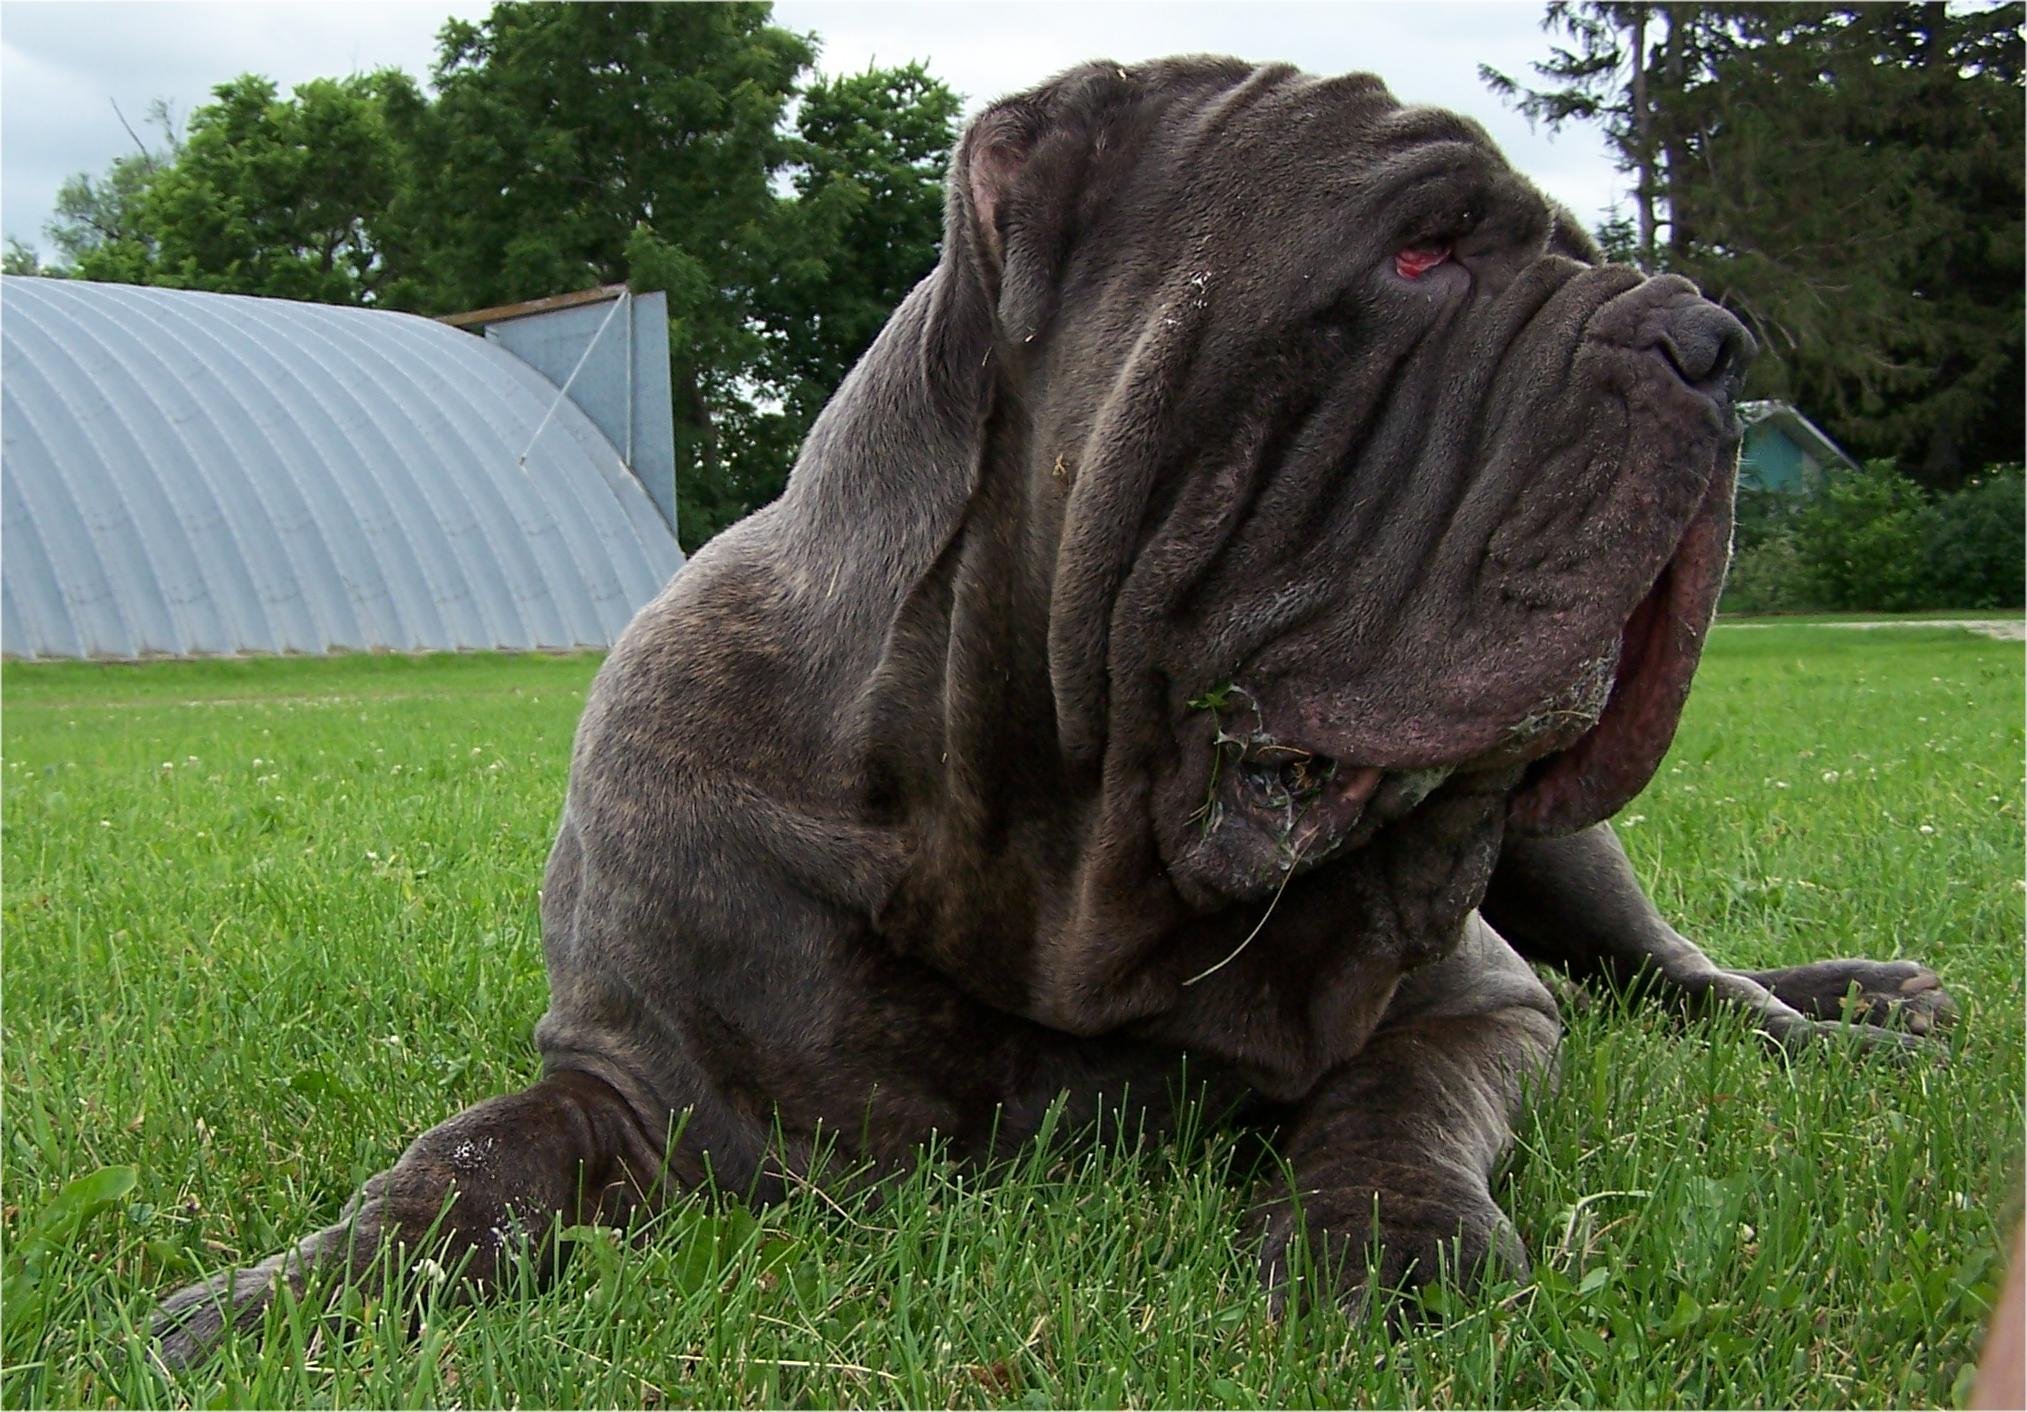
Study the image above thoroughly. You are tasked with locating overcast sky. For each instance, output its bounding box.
[1,1,1624,262]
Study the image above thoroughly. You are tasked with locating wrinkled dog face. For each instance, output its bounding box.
[989,66,1754,910]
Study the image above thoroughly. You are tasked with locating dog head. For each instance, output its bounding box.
[941,59,1750,912]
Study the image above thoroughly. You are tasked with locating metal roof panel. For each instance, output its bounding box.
[0,276,683,658]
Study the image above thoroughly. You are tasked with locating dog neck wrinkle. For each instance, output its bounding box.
[859,393,1121,1019]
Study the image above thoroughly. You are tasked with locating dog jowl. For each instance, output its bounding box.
[153,57,1953,1364]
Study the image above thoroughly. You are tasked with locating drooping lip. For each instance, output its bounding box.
[1504,465,1733,835]
[1161,396,1738,904]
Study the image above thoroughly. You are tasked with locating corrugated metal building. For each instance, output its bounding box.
[0,276,683,659]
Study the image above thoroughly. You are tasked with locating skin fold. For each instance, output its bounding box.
[152,57,1954,1366]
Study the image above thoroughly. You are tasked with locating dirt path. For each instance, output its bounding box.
[1722,617,2025,641]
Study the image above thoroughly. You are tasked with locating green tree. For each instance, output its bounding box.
[401,6,958,544]
[3,238,58,276]
[401,3,815,545]
[90,73,420,304]
[39,99,182,278]
[767,64,961,423]
[1674,4,2023,490]
[1482,4,1736,267]
[716,63,962,538]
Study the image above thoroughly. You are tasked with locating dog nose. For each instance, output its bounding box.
[1651,301,1755,397]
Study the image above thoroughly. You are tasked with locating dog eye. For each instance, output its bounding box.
[1394,244,1452,279]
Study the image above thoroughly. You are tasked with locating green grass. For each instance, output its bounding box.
[3,629,2021,1409]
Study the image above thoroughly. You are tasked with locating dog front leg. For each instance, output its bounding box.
[1485,823,1953,1050]
[151,1069,667,1369]
[1250,918,1559,1313]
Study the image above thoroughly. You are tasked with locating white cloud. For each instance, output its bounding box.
[2,0,489,251]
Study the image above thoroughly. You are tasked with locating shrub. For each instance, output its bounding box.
[1923,464,2025,609]
[1731,484,1800,556]
[1718,460,2023,615]
[1720,484,1813,614]
[1721,530,1813,614]
[1789,460,1940,612]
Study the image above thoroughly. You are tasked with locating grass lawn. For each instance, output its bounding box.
[3,627,2021,1409]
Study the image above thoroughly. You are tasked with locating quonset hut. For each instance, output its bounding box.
[0,276,684,659]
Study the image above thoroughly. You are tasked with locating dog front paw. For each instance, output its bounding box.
[1766,959,1957,1032]
[150,1255,296,1369]
[1252,1166,1526,1319]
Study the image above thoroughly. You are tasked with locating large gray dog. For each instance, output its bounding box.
[157,58,1952,1362]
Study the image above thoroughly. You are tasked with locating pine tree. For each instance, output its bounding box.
[1481,4,1737,268]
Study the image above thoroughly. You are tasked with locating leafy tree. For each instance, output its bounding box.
[387,2,807,545]
[3,238,58,276]
[709,63,963,540]
[399,4,958,545]
[767,64,962,425]
[404,3,808,307]
[93,73,419,304]
[39,99,182,277]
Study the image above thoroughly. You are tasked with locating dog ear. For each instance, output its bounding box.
[960,107,1035,274]
[953,66,1136,346]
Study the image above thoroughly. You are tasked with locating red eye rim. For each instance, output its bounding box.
[1394,244,1452,279]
